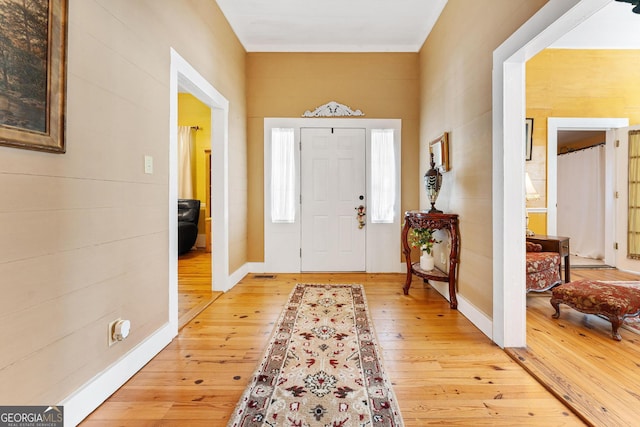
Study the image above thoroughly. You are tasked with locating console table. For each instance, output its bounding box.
[402,211,460,309]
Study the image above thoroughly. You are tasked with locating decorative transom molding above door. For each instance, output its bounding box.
[302,101,365,117]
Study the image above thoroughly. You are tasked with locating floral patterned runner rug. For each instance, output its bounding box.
[600,281,640,335]
[227,283,404,427]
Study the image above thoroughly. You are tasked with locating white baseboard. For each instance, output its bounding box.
[60,322,176,427]
[246,262,266,273]
[62,264,258,426]
[226,263,251,292]
[457,293,493,340]
[428,280,493,340]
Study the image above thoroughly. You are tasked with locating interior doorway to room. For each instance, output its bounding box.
[493,0,623,348]
[300,128,366,271]
[546,118,628,270]
[176,94,217,328]
[170,48,230,333]
[556,130,607,267]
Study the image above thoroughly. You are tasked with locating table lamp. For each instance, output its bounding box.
[525,172,540,236]
[424,153,443,213]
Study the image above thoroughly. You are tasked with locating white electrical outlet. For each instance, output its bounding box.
[108,319,121,347]
[108,318,132,346]
[440,252,446,264]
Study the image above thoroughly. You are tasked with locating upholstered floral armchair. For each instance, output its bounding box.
[526,241,562,292]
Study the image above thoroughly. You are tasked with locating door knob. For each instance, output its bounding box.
[355,205,366,229]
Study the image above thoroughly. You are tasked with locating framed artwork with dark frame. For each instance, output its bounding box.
[429,132,449,172]
[0,0,67,153]
[525,118,534,161]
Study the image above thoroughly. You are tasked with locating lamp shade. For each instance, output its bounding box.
[525,172,540,201]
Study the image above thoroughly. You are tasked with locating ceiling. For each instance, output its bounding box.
[550,1,640,48]
[557,130,605,148]
[215,0,447,52]
[215,1,640,53]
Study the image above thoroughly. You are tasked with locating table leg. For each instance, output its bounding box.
[564,254,570,283]
[403,270,412,295]
[448,279,457,309]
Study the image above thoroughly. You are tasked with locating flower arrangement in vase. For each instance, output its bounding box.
[409,228,440,271]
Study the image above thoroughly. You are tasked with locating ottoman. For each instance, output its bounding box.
[550,280,640,341]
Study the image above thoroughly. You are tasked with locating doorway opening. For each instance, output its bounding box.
[169,49,230,333]
[546,117,628,271]
[493,0,614,348]
[176,95,222,328]
[558,130,607,267]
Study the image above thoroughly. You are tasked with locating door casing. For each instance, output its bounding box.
[547,117,628,267]
[263,117,402,273]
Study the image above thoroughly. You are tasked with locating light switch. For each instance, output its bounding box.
[144,155,153,174]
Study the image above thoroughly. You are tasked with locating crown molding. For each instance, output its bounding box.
[302,101,365,118]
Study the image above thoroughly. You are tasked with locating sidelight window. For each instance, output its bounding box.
[371,129,395,223]
[271,128,295,223]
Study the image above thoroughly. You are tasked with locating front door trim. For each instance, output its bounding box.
[264,117,402,273]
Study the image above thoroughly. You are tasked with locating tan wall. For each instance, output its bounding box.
[0,0,246,404]
[246,53,420,262]
[178,93,212,235]
[419,0,547,316]
[526,49,640,229]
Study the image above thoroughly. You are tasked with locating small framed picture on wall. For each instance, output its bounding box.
[429,132,450,172]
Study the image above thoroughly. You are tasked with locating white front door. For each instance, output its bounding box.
[300,128,366,271]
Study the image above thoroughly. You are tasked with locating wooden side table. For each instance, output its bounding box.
[402,211,460,309]
[526,234,570,283]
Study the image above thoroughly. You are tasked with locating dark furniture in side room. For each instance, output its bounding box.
[402,211,460,309]
[178,199,200,255]
[526,234,570,284]
[525,242,562,293]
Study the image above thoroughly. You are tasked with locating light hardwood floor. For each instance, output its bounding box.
[507,267,640,427]
[82,251,582,426]
[177,249,222,330]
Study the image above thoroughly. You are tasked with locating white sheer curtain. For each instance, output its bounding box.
[178,126,195,199]
[557,145,605,259]
[271,128,295,223]
[371,129,395,223]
